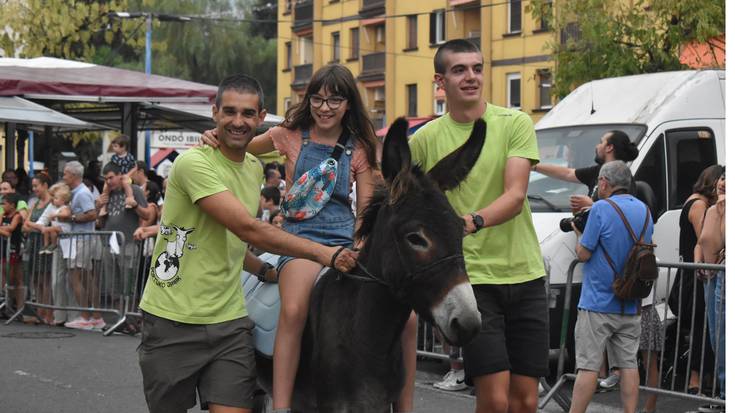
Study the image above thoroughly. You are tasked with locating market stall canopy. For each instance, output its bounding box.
[0,57,217,101]
[0,96,93,130]
[143,102,284,133]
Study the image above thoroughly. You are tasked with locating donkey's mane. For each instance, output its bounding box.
[355,184,387,241]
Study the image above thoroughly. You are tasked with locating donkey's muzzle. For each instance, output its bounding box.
[432,281,481,346]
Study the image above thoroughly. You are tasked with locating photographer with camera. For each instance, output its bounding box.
[533,130,638,213]
[568,161,653,413]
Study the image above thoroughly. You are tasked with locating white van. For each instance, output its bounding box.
[528,70,726,362]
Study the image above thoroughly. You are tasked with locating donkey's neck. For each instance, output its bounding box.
[355,285,411,355]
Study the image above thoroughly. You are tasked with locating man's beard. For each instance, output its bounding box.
[594,150,604,165]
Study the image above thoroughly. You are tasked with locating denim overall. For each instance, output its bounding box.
[277,129,355,270]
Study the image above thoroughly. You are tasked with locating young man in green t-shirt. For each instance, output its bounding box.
[409,40,547,413]
[138,74,357,413]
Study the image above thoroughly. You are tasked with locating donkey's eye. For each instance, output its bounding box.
[405,232,429,250]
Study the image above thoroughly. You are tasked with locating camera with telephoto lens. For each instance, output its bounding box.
[559,209,590,233]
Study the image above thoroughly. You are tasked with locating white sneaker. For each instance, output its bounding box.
[89,317,106,331]
[433,369,468,391]
[64,317,93,330]
[599,373,620,389]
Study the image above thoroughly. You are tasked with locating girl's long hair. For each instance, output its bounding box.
[282,64,378,168]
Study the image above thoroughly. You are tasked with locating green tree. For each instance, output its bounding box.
[529,0,725,97]
[1,0,278,111]
[133,0,278,110]
[0,0,144,61]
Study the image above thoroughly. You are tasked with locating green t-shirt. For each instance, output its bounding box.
[139,146,263,324]
[409,103,545,285]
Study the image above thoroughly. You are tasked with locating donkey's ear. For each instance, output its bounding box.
[381,118,411,183]
[428,118,486,191]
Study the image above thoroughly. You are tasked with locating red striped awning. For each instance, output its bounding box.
[375,116,435,137]
[449,0,478,6]
[360,16,386,26]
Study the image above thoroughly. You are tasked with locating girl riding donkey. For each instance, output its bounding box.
[203,64,417,412]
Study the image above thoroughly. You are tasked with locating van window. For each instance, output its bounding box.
[634,135,666,218]
[665,128,717,209]
[530,124,647,212]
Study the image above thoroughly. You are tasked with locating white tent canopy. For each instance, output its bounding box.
[0,96,92,129]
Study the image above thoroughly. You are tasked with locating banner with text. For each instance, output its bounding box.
[143,130,201,149]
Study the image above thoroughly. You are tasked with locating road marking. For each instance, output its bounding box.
[14,369,73,390]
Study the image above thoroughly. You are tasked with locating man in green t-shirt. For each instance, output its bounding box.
[409,40,547,413]
[138,74,357,413]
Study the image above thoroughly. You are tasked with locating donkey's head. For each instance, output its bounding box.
[356,118,484,345]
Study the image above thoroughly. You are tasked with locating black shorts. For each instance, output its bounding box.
[463,277,549,381]
[138,312,257,412]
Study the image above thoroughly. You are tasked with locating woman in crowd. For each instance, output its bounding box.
[139,181,161,227]
[21,172,54,325]
[638,297,664,413]
[671,164,722,393]
[698,168,725,399]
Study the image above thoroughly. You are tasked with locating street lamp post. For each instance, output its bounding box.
[144,13,152,168]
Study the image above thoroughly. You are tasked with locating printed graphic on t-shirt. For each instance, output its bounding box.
[108,192,126,217]
[152,224,195,287]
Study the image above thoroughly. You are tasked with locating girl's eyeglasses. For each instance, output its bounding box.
[309,95,346,110]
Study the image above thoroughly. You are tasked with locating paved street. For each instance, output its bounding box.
[0,321,709,412]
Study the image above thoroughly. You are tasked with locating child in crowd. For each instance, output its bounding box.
[269,210,284,228]
[0,180,29,220]
[100,135,137,216]
[37,183,73,254]
[0,193,25,312]
[260,186,281,222]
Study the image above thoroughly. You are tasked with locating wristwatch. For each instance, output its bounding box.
[71,214,76,223]
[470,212,484,233]
[256,262,275,282]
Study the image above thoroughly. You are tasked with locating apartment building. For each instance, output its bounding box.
[276,0,556,129]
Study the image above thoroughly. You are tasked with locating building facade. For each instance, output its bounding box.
[276,0,556,128]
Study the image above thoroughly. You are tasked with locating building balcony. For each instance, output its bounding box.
[293,0,313,32]
[359,0,384,18]
[357,52,385,82]
[291,63,313,90]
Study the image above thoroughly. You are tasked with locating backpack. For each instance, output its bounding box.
[600,198,658,302]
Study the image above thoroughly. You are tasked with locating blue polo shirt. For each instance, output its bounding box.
[70,183,96,233]
[578,194,653,315]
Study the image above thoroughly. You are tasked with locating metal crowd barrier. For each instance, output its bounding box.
[539,260,726,411]
[8,231,149,337]
[0,236,13,318]
[111,237,153,336]
[6,228,727,411]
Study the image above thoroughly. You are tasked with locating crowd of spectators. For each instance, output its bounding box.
[0,134,167,331]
